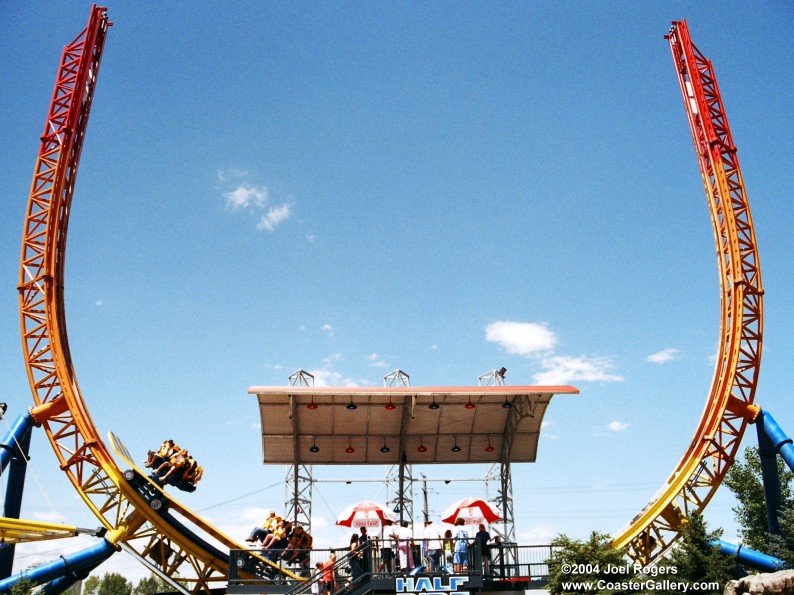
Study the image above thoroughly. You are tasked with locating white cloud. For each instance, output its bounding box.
[533,355,623,385]
[217,167,248,183]
[608,420,629,432]
[647,348,680,364]
[257,203,291,231]
[484,320,623,385]
[218,170,293,232]
[485,321,557,356]
[367,353,388,368]
[310,368,359,388]
[224,184,268,210]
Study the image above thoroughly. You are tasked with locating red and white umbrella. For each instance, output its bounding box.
[336,500,397,528]
[441,497,502,526]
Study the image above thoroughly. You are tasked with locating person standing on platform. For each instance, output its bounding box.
[322,551,337,594]
[390,521,414,571]
[359,526,372,575]
[312,562,323,595]
[348,533,363,582]
[453,519,470,573]
[422,519,442,573]
[474,523,492,575]
[378,520,394,573]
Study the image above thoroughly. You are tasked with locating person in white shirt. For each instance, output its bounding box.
[422,520,442,572]
[390,521,414,571]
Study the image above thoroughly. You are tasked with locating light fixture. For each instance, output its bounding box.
[417,437,428,453]
[464,397,476,410]
[451,437,461,453]
[485,436,495,453]
[309,438,320,453]
[380,438,391,454]
[501,397,512,409]
[345,437,356,454]
[385,396,397,411]
[346,397,358,411]
[428,397,440,410]
[307,395,319,410]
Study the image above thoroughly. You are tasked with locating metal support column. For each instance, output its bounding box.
[284,464,313,531]
[384,370,413,525]
[484,461,515,543]
[285,371,314,532]
[756,415,782,538]
[386,463,414,527]
[0,408,34,579]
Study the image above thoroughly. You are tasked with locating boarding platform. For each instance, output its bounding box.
[226,539,554,594]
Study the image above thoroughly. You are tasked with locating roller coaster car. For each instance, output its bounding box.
[109,432,176,511]
[121,467,170,511]
[152,473,198,493]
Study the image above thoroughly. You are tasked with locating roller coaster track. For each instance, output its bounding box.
[612,20,763,563]
[17,7,763,587]
[17,6,300,593]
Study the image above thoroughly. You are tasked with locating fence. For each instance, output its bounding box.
[228,540,557,593]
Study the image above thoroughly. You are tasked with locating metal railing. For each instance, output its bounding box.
[228,540,556,593]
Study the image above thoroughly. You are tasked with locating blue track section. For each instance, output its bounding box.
[714,540,785,573]
[0,539,116,593]
[0,412,34,472]
[758,411,794,472]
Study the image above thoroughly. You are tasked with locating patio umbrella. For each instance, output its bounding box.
[441,497,502,526]
[336,500,397,528]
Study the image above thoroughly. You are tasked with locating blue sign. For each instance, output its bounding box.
[395,576,469,594]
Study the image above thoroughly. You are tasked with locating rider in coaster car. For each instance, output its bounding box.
[246,512,280,544]
[148,447,203,492]
[282,526,313,567]
[144,439,181,470]
[262,520,292,560]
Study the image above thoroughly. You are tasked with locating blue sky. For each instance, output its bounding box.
[2,0,793,580]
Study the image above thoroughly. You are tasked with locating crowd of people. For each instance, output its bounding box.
[323,519,499,592]
[144,439,203,492]
[384,518,497,575]
[245,512,500,592]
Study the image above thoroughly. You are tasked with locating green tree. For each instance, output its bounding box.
[547,531,637,594]
[769,503,794,567]
[10,577,33,595]
[133,575,169,595]
[723,446,794,552]
[83,575,101,595]
[654,512,736,594]
[97,572,132,595]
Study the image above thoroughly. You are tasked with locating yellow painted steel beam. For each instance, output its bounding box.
[0,518,85,544]
[612,20,763,564]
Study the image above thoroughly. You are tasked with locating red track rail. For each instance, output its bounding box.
[612,20,763,563]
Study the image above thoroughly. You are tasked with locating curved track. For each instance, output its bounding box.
[17,7,299,593]
[18,8,763,588]
[612,20,763,563]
